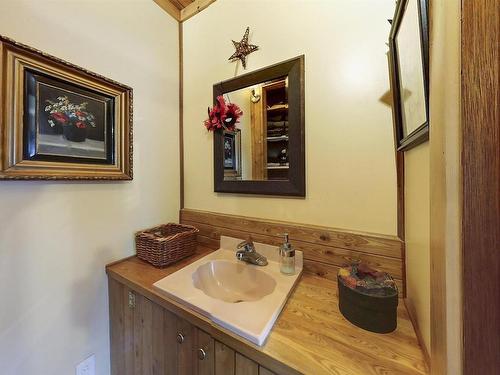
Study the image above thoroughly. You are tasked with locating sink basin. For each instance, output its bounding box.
[192,260,277,303]
[153,236,303,346]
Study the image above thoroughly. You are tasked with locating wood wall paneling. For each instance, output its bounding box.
[180,209,405,295]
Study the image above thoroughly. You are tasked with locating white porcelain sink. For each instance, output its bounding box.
[153,236,303,346]
[192,260,277,303]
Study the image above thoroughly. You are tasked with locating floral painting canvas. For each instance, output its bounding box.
[24,70,114,164]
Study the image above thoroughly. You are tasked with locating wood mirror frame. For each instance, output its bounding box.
[213,56,305,197]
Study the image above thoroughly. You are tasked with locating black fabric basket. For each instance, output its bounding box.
[338,274,398,333]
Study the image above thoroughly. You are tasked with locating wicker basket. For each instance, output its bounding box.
[135,223,199,268]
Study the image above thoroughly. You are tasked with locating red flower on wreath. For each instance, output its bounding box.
[204,95,243,132]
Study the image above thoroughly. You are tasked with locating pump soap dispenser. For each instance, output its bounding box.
[279,233,296,275]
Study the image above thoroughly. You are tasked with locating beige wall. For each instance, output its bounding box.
[429,0,462,373]
[405,143,430,354]
[183,0,398,235]
[405,0,463,370]
[0,1,179,374]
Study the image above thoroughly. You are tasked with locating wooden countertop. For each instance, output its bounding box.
[106,246,429,375]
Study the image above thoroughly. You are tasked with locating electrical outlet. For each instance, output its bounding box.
[76,354,95,375]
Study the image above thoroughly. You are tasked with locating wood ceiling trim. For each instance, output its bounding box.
[154,0,181,21]
[180,0,216,22]
[178,0,195,7]
[154,0,216,22]
[169,0,188,9]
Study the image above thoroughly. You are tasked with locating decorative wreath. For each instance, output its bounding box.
[204,95,243,132]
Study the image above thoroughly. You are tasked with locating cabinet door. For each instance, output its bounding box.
[109,279,167,375]
[235,353,259,375]
[110,278,277,375]
[196,329,215,375]
[163,309,179,374]
[133,292,167,375]
[109,278,128,375]
[259,367,276,375]
[176,314,196,375]
[215,341,235,374]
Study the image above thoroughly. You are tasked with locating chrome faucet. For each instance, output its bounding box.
[235,240,268,266]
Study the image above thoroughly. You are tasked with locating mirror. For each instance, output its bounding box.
[214,56,305,196]
[223,77,290,181]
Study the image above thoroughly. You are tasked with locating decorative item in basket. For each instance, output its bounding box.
[338,263,398,333]
[135,223,199,268]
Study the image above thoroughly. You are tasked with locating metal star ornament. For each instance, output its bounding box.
[228,27,259,69]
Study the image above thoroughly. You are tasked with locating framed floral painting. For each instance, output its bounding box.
[223,129,241,180]
[0,35,133,180]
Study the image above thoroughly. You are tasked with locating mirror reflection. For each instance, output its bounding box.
[223,77,289,181]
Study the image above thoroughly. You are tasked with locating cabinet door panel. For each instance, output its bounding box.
[176,315,195,375]
[164,309,179,374]
[151,303,167,375]
[109,280,168,375]
[215,341,235,374]
[134,293,154,375]
[259,367,276,375]
[123,286,136,375]
[110,278,278,375]
[109,278,126,375]
[235,353,258,375]
[196,329,215,375]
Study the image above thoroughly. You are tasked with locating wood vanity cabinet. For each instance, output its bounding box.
[109,278,276,375]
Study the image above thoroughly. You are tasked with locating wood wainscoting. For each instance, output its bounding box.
[180,209,405,296]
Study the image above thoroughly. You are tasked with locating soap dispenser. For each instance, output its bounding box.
[279,233,295,275]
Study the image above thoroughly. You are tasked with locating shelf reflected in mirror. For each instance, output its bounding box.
[223,77,290,182]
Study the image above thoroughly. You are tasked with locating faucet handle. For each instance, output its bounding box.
[237,240,255,252]
[237,240,249,249]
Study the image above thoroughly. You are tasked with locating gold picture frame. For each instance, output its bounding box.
[0,35,133,180]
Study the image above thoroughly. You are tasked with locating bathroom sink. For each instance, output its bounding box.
[153,236,303,346]
[192,260,277,303]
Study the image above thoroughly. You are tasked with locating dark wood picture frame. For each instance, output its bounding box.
[213,55,305,196]
[0,35,133,180]
[389,0,429,151]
